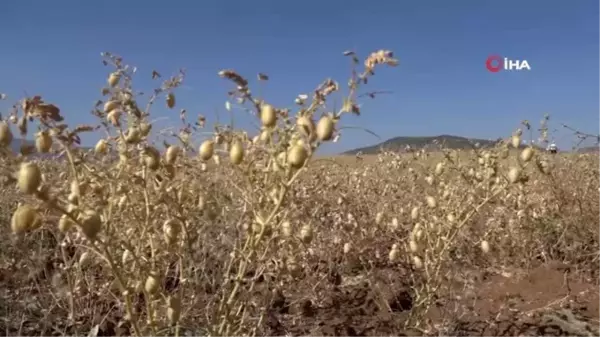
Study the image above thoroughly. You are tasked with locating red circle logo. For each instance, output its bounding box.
[486,55,503,73]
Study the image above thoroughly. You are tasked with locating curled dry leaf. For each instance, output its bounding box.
[166,93,176,109]
[24,97,64,122]
[218,69,248,87]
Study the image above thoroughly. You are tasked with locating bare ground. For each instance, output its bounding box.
[0,228,598,336]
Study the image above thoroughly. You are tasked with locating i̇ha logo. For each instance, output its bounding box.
[486,54,531,73]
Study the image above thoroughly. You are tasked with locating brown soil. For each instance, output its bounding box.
[1,239,597,336]
[261,261,599,336]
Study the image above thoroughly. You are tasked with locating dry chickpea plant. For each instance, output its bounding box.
[0,49,598,336]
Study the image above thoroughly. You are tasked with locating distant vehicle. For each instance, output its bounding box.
[547,142,558,154]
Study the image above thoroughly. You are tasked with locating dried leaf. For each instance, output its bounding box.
[196,115,206,128]
[218,69,248,87]
[351,103,360,116]
[152,70,161,79]
[30,102,63,122]
[258,73,269,81]
[73,125,97,134]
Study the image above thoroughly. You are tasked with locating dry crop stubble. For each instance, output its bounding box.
[0,50,597,337]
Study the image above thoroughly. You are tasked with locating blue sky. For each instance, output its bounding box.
[0,0,598,153]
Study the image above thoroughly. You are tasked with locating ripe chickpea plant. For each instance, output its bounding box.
[0,50,598,337]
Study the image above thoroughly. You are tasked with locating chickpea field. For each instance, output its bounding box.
[0,50,598,336]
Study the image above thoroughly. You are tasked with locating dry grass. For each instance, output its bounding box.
[0,50,598,336]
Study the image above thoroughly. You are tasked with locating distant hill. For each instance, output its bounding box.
[8,138,95,160]
[343,134,529,155]
[576,145,599,153]
[10,138,35,154]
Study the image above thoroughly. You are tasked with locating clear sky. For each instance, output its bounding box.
[0,0,598,154]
